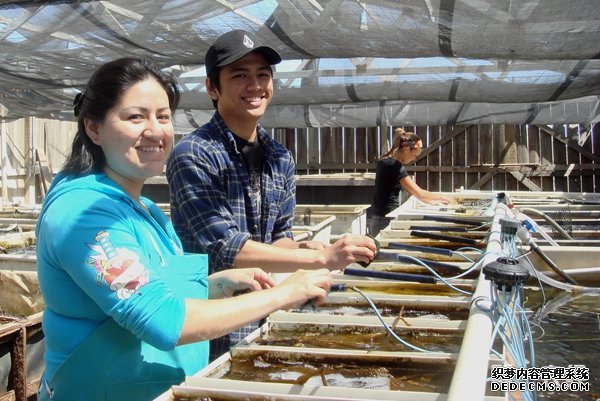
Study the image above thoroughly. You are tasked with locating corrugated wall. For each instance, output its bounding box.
[1,118,598,205]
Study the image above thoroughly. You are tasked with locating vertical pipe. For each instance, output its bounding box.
[1,106,7,205]
[447,202,509,401]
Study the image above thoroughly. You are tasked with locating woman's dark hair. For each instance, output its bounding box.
[63,58,180,174]
[381,127,421,159]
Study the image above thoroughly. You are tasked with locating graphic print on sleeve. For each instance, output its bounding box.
[86,231,149,299]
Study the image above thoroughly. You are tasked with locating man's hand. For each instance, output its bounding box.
[297,240,330,250]
[319,234,377,270]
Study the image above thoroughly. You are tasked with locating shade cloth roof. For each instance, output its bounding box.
[1,0,599,129]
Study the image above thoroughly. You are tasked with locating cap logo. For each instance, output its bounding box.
[242,34,254,49]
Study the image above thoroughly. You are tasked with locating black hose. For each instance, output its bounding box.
[395,255,463,274]
[409,225,468,233]
[344,267,436,284]
[422,215,483,226]
[386,242,454,256]
[410,230,478,246]
[520,207,573,240]
[529,242,579,285]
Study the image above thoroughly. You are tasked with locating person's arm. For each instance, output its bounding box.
[234,145,375,270]
[233,233,376,272]
[168,139,376,272]
[178,268,332,344]
[207,267,275,299]
[275,237,329,250]
[167,137,251,270]
[40,190,190,351]
[41,189,336,351]
[400,175,450,204]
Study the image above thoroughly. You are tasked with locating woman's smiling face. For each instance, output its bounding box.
[84,78,173,193]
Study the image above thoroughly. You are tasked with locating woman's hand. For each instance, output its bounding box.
[420,192,450,205]
[208,268,276,299]
[274,268,333,309]
[179,268,332,344]
[426,196,450,205]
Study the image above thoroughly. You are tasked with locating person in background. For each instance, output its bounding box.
[166,29,377,360]
[36,57,333,401]
[369,128,450,237]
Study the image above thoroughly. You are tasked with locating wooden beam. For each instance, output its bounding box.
[9,327,26,401]
[469,172,496,190]
[535,124,599,162]
[34,148,52,197]
[0,390,16,401]
[509,171,542,191]
[417,125,474,161]
[293,162,599,176]
[23,118,35,205]
[0,314,42,401]
[578,125,592,146]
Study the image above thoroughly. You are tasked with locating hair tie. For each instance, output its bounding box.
[73,91,86,117]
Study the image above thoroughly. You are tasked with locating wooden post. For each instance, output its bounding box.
[453,125,466,190]
[320,127,334,174]
[552,124,568,192]
[503,124,519,190]
[9,327,27,401]
[440,125,453,191]
[477,124,494,191]
[34,148,52,198]
[23,117,35,205]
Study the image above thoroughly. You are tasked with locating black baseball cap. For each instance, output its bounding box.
[205,29,282,77]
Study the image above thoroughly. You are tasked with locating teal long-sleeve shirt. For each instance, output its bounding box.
[36,172,206,384]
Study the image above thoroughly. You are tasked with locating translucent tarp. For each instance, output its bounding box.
[1,0,599,128]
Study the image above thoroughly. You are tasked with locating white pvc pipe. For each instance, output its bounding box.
[1,108,7,206]
[447,202,509,401]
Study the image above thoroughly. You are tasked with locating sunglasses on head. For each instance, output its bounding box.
[402,140,422,152]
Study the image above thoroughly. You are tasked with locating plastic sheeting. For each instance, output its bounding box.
[0,270,43,316]
[1,0,599,127]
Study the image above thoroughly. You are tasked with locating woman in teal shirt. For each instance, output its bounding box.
[36,57,332,401]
